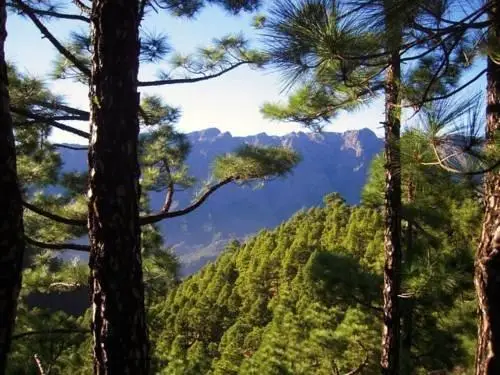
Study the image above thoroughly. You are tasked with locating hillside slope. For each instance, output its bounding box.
[149,187,479,374]
[58,128,382,272]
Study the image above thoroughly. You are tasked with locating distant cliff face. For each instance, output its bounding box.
[57,127,383,273]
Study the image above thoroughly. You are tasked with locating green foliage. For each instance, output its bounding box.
[5,61,185,373]
[158,0,261,17]
[150,160,481,374]
[212,144,301,181]
[6,0,489,372]
[8,306,91,375]
[140,95,181,126]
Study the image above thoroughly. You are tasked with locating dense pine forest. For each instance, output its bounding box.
[1,0,499,374]
[6,140,484,373]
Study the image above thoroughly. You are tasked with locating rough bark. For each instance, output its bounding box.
[0,0,25,372]
[474,2,500,373]
[88,0,148,373]
[401,178,415,375]
[380,48,402,375]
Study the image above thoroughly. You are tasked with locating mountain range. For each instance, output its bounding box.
[57,127,383,274]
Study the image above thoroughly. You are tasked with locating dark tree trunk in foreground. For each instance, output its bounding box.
[88,0,148,373]
[0,1,25,373]
[380,47,402,375]
[474,2,500,373]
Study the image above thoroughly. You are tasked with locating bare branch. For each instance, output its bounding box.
[25,236,89,252]
[24,119,89,139]
[162,184,174,213]
[403,69,487,109]
[138,61,248,87]
[23,201,87,227]
[31,101,90,120]
[72,0,91,14]
[33,354,46,375]
[161,162,174,213]
[11,106,90,139]
[14,0,90,77]
[53,143,88,150]
[9,2,90,22]
[14,329,90,341]
[43,115,86,122]
[427,142,500,176]
[140,177,235,225]
[49,282,81,289]
[420,150,464,165]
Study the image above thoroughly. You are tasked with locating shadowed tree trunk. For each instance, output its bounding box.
[380,19,403,375]
[0,0,25,373]
[88,0,148,372]
[474,1,500,374]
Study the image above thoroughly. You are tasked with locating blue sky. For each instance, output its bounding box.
[6,3,484,144]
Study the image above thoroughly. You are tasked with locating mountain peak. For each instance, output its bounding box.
[185,127,380,143]
[341,128,379,157]
[201,127,221,135]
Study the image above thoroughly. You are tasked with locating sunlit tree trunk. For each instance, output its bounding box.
[0,0,25,372]
[88,0,148,372]
[474,1,500,374]
[401,177,415,375]
[380,4,403,371]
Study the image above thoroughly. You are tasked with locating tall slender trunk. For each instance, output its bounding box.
[474,1,500,374]
[380,42,403,375]
[401,178,415,375]
[0,1,25,373]
[88,0,148,373]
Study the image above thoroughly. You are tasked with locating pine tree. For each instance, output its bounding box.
[474,1,500,373]
[87,0,149,372]
[258,1,479,372]
[9,0,301,371]
[378,2,404,371]
[398,2,500,368]
[0,2,25,372]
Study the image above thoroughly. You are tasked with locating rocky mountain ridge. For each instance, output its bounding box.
[57,127,383,273]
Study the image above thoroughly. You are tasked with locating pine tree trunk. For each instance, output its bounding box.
[380,47,402,375]
[401,178,415,375]
[474,1,500,373]
[0,1,25,373]
[88,0,149,373]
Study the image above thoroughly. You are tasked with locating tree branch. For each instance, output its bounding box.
[33,354,46,375]
[162,184,174,213]
[25,236,89,252]
[11,105,90,138]
[161,162,174,213]
[140,177,235,225]
[427,142,500,176]
[45,115,86,122]
[49,282,82,289]
[24,119,89,139]
[53,143,88,150]
[23,201,87,227]
[9,2,90,22]
[13,329,90,340]
[403,69,487,109]
[72,0,91,14]
[138,61,248,87]
[14,0,91,77]
[32,101,90,120]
